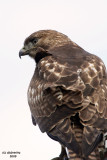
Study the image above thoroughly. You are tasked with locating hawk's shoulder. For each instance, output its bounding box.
[28,43,107,133]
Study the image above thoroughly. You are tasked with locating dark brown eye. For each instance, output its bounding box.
[33,39,38,44]
[31,38,38,44]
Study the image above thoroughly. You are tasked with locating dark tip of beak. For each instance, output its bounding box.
[19,48,28,59]
[19,50,22,59]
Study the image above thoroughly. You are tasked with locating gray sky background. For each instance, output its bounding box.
[0,0,107,160]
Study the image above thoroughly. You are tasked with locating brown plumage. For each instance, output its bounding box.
[19,30,107,160]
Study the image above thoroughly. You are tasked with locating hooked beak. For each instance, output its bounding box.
[19,48,29,58]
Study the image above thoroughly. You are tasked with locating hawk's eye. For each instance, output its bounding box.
[31,38,38,44]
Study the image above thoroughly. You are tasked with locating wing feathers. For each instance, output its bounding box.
[28,44,107,158]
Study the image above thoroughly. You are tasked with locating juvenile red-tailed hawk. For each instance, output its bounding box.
[19,30,107,160]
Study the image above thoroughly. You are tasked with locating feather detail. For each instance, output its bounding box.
[20,30,107,159]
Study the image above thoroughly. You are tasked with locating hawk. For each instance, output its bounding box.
[19,30,107,160]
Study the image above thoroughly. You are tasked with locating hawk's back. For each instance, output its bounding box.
[27,43,107,157]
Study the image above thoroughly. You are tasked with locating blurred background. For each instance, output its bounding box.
[0,0,107,159]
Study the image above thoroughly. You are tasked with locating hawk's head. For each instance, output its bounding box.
[19,30,71,63]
